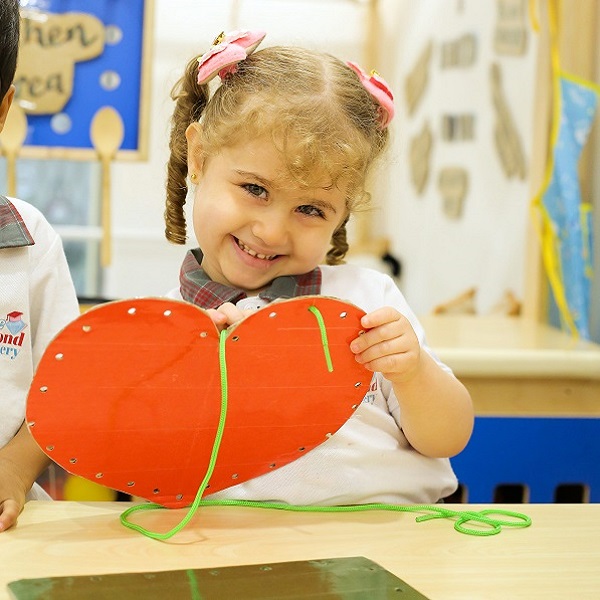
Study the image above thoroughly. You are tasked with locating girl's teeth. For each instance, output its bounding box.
[238,239,275,260]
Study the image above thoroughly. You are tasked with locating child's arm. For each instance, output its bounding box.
[0,422,50,532]
[350,306,473,458]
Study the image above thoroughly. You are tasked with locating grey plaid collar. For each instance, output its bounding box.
[180,248,322,309]
[0,196,34,249]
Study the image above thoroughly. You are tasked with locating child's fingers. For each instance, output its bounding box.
[205,308,229,330]
[353,337,411,372]
[217,302,247,326]
[206,304,252,332]
[0,500,19,533]
[360,352,406,374]
[351,313,405,355]
[350,308,420,376]
[354,335,400,364]
[359,306,400,329]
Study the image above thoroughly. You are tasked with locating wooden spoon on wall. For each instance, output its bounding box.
[90,106,124,267]
[0,102,28,197]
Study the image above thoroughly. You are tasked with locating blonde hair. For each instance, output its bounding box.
[165,45,390,264]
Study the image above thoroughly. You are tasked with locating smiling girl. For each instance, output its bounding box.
[163,30,473,505]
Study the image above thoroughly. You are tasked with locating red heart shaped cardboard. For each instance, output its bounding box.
[27,297,370,508]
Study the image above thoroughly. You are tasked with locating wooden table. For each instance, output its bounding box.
[420,315,600,416]
[1,501,599,599]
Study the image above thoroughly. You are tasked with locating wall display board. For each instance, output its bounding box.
[14,0,153,160]
[385,0,538,316]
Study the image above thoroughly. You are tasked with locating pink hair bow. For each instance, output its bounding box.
[347,61,395,128]
[197,30,266,85]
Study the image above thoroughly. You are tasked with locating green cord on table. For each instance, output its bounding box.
[120,306,532,539]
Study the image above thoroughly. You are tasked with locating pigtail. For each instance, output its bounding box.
[326,217,349,265]
[164,56,209,244]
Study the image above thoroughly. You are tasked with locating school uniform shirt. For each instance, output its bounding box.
[0,196,79,500]
[166,255,458,505]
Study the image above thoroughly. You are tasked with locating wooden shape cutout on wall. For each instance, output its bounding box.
[438,167,469,219]
[405,41,433,116]
[440,33,477,69]
[17,12,105,115]
[494,0,528,56]
[432,287,477,315]
[491,63,527,179]
[409,121,433,195]
[490,289,522,316]
[441,114,475,141]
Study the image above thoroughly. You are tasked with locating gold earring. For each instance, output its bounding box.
[190,173,197,181]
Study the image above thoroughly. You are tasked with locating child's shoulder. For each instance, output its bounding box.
[0,196,60,256]
[1,196,59,248]
[3,196,45,222]
[320,262,395,287]
[319,262,403,311]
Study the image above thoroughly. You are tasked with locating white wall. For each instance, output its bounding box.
[378,0,538,315]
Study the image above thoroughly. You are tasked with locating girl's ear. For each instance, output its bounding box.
[185,122,204,175]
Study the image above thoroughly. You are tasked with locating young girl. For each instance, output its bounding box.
[164,30,473,505]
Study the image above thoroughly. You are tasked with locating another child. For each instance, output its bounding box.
[164,30,473,504]
[0,0,80,531]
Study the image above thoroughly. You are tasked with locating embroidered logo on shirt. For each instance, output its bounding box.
[0,311,28,360]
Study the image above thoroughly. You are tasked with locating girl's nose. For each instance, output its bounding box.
[251,213,289,247]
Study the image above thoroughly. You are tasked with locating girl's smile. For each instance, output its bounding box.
[231,235,283,268]
[188,131,348,295]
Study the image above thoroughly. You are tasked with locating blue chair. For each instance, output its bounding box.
[450,417,600,502]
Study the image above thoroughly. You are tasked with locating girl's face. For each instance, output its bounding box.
[188,130,349,295]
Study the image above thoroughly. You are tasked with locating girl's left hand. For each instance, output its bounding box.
[350,307,421,384]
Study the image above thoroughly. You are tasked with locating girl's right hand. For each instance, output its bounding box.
[205,302,252,332]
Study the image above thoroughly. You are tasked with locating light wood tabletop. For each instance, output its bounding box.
[420,314,600,379]
[419,315,600,416]
[1,501,599,599]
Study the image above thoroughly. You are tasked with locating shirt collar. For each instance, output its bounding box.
[179,248,322,309]
[0,196,35,249]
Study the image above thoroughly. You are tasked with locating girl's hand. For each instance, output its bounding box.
[0,496,22,533]
[0,458,27,533]
[351,307,474,458]
[205,302,253,332]
[350,307,421,384]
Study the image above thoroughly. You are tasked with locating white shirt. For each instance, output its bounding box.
[166,263,458,504]
[0,197,79,499]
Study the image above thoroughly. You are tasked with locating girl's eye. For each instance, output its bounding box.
[243,183,267,199]
[296,205,326,219]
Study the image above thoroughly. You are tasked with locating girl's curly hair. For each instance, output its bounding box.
[165,45,389,264]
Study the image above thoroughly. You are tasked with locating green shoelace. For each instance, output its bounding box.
[120,306,532,540]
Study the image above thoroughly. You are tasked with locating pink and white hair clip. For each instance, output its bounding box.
[347,61,395,128]
[197,30,267,85]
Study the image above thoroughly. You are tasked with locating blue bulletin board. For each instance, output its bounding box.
[15,0,153,159]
